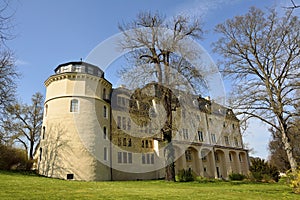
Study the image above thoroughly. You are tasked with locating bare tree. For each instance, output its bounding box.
[213,7,300,171]
[38,123,70,177]
[118,11,204,180]
[0,1,18,115]
[1,92,44,161]
[285,0,300,9]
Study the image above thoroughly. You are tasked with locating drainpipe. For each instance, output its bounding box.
[109,90,113,181]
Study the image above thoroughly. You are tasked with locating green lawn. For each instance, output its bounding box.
[0,171,299,200]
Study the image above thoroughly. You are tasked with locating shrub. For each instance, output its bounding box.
[0,144,31,170]
[249,157,279,182]
[287,168,300,194]
[176,169,195,182]
[229,173,246,181]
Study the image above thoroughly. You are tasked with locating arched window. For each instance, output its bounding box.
[103,126,107,139]
[103,105,107,118]
[45,104,48,117]
[70,99,79,112]
[39,148,42,161]
[42,126,46,139]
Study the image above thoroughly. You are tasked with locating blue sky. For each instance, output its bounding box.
[6,0,299,159]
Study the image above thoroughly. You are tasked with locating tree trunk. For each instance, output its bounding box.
[163,87,175,181]
[281,126,298,172]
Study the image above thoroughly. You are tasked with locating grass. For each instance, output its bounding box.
[0,171,299,200]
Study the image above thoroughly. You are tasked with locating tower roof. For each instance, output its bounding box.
[54,61,104,78]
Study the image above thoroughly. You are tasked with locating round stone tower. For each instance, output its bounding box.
[38,61,112,181]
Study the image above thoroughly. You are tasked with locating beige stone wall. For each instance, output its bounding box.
[39,72,112,181]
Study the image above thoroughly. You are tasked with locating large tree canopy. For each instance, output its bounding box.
[213,7,300,171]
[118,11,206,94]
[118,11,204,181]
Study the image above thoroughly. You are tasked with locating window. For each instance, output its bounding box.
[229,153,232,161]
[118,152,132,164]
[103,106,107,118]
[122,117,126,130]
[239,154,242,162]
[39,148,42,161]
[142,153,154,164]
[116,116,130,130]
[224,136,229,145]
[146,154,150,164]
[70,99,79,112]
[149,140,153,148]
[198,131,203,142]
[62,66,70,72]
[117,116,121,128]
[103,127,107,139]
[117,96,129,107]
[118,137,131,147]
[123,152,127,163]
[201,151,207,161]
[93,68,98,76]
[142,140,152,148]
[185,150,192,162]
[87,67,93,74]
[104,147,107,161]
[75,65,82,72]
[232,124,235,129]
[151,154,154,164]
[183,129,189,140]
[122,97,126,106]
[42,126,45,139]
[211,134,216,143]
[45,104,48,117]
[117,152,122,163]
[215,152,219,162]
[103,88,106,100]
[128,153,132,164]
[234,137,239,146]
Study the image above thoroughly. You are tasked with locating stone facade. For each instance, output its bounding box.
[38,61,249,181]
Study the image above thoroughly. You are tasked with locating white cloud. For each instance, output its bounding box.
[15,59,29,66]
[171,0,242,19]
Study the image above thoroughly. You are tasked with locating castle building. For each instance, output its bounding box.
[38,61,249,181]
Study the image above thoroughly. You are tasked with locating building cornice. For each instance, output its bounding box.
[44,72,112,88]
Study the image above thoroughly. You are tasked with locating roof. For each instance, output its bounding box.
[54,61,102,72]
